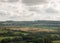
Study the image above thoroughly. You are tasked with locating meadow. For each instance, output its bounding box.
[0,21,60,43]
[0,27,60,43]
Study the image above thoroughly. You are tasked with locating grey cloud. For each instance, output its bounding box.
[0,0,19,2]
[9,15,20,19]
[0,11,8,16]
[29,7,40,12]
[29,7,39,12]
[7,0,19,2]
[45,8,58,14]
[28,7,44,14]
[28,7,58,15]
[22,0,48,6]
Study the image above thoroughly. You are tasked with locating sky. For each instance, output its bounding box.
[0,0,60,21]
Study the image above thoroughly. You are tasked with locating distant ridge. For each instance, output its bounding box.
[0,20,60,27]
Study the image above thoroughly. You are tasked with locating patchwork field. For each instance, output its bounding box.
[0,21,60,43]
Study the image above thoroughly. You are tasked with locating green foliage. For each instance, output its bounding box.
[0,29,53,43]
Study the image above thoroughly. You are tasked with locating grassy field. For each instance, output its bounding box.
[0,27,60,43]
[0,37,14,41]
[53,40,60,43]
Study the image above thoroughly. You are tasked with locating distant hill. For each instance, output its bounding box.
[0,20,60,32]
[0,20,60,27]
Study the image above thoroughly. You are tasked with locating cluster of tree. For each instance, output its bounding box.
[0,29,60,43]
[0,29,53,43]
[0,35,52,43]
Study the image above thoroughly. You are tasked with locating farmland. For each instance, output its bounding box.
[0,20,60,43]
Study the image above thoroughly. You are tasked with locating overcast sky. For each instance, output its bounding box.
[0,0,60,21]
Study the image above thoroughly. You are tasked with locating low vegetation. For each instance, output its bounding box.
[0,21,60,43]
[0,27,60,43]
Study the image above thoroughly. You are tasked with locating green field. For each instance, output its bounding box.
[53,41,60,43]
[0,27,60,43]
